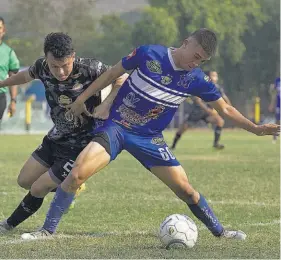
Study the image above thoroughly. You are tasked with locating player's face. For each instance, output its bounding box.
[209,71,218,83]
[179,38,210,70]
[0,21,6,41]
[46,52,75,81]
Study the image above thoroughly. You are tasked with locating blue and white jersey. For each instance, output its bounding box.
[109,45,221,135]
[275,77,280,109]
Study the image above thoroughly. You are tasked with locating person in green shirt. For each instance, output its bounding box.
[0,16,20,124]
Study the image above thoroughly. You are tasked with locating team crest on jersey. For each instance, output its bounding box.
[58,95,72,107]
[161,75,173,85]
[72,83,83,91]
[123,92,140,108]
[126,48,137,60]
[146,60,162,74]
[144,105,165,119]
[177,73,194,88]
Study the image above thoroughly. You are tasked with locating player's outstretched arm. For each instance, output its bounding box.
[210,97,280,136]
[66,61,126,117]
[0,69,33,88]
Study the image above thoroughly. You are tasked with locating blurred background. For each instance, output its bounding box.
[0,0,280,133]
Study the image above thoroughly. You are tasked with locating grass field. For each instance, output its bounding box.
[0,130,279,259]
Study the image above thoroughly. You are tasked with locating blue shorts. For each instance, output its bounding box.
[92,120,180,170]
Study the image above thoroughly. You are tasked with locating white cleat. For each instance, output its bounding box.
[220,229,247,240]
[0,220,13,234]
[21,228,52,240]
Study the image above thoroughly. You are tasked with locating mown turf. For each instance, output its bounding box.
[0,130,279,259]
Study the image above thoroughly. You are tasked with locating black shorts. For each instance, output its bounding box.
[0,93,7,120]
[32,136,82,184]
[185,108,209,123]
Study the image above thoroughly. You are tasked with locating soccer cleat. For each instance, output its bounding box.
[21,228,52,240]
[0,220,13,234]
[213,143,225,150]
[220,229,246,240]
[75,183,86,197]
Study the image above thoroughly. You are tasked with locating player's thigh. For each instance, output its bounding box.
[17,156,49,189]
[72,141,110,181]
[30,171,58,198]
[18,136,54,188]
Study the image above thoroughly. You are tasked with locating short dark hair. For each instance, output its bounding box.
[44,32,74,59]
[189,28,217,57]
[0,17,5,24]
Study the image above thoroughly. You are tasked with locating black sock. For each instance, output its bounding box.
[214,126,222,146]
[171,133,181,149]
[6,192,44,228]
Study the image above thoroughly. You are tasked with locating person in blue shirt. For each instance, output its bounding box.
[21,28,280,240]
[269,77,280,143]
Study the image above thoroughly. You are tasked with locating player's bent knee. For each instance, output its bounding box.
[17,174,32,190]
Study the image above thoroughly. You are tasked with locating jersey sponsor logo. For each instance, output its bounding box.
[117,104,165,126]
[144,105,165,120]
[126,48,137,60]
[204,75,210,82]
[161,75,173,85]
[151,137,165,145]
[58,95,72,107]
[177,73,195,88]
[72,83,83,91]
[123,92,140,108]
[146,60,162,74]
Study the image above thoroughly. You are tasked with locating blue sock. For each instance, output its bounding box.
[43,186,75,234]
[188,194,224,236]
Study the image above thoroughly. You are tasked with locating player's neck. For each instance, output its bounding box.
[170,48,182,70]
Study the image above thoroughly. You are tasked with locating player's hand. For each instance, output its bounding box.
[255,124,280,136]
[65,98,92,118]
[93,102,111,120]
[8,101,16,117]
[0,81,4,88]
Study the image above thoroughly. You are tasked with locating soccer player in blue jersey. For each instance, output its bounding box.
[22,28,280,240]
[269,77,280,143]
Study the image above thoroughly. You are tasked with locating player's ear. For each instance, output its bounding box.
[182,39,189,49]
[71,52,76,59]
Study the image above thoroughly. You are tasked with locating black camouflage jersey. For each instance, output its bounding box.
[29,57,108,149]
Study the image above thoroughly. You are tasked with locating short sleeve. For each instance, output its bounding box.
[192,75,222,102]
[9,50,20,73]
[29,58,44,79]
[121,46,146,71]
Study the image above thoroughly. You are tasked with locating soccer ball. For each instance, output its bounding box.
[159,214,198,249]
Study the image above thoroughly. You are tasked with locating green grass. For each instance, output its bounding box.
[0,130,279,259]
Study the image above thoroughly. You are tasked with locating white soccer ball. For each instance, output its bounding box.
[159,214,198,249]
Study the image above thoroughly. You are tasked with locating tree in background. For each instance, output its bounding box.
[89,14,133,65]
[131,7,178,47]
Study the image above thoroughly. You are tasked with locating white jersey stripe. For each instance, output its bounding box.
[127,80,178,108]
[137,68,189,97]
[130,71,187,105]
